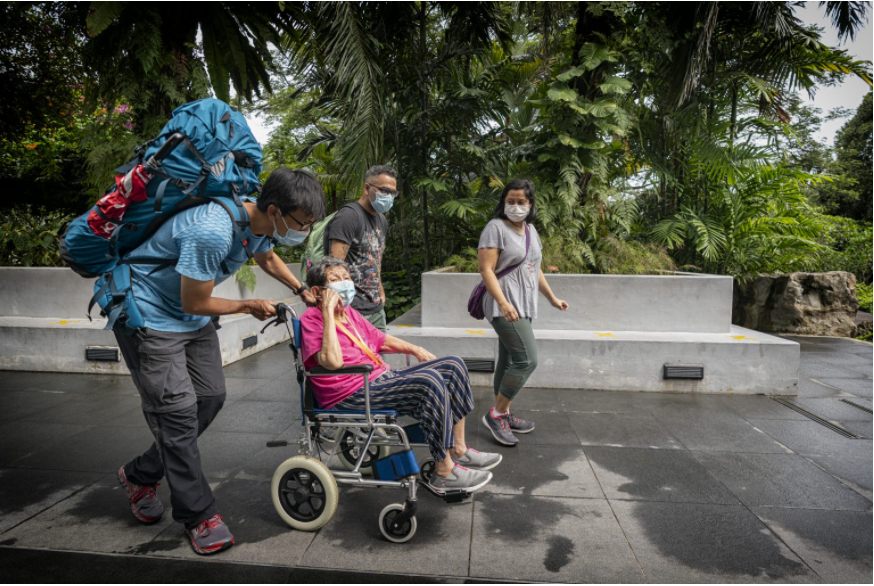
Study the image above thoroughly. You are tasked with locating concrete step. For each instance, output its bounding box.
[385,308,799,395]
[0,298,305,374]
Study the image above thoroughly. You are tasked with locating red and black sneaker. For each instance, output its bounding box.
[117,466,164,524]
[187,514,235,556]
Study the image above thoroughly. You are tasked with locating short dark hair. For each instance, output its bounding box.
[306,257,351,288]
[364,165,397,184]
[257,167,326,222]
[493,178,537,223]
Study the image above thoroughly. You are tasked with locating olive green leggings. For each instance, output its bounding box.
[490,317,538,400]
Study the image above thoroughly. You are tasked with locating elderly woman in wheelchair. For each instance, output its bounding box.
[267,257,500,542]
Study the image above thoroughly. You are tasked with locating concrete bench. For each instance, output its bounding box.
[383,270,799,395]
[0,266,305,374]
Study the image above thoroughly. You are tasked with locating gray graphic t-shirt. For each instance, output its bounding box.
[478,219,543,321]
[325,203,387,314]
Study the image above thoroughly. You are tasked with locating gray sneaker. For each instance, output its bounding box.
[508,412,535,434]
[482,412,519,446]
[428,464,492,494]
[455,447,502,471]
[187,514,235,555]
[117,466,164,524]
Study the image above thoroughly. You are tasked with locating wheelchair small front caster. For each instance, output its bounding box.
[378,503,417,543]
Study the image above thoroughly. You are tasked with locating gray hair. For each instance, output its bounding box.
[364,165,397,183]
[306,257,351,288]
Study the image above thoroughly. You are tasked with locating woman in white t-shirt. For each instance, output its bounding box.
[477,179,569,446]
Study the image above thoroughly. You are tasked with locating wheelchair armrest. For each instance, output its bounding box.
[309,364,374,376]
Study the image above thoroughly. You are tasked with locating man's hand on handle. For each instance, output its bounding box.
[246,299,277,321]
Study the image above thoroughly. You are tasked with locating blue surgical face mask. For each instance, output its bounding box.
[272,214,308,246]
[370,189,395,214]
[327,279,356,307]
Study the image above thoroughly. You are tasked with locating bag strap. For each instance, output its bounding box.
[495,223,531,280]
[336,321,384,367]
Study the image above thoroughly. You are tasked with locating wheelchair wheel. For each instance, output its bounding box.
[378,503,417,543]
[337,429,390,475]
[271,456,338,531]
[418,458,436,484]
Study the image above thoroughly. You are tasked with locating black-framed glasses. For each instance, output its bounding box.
[281,210,314,231]
[370,185,399,198]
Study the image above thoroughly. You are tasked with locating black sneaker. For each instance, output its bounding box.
[187,514,235,555]
[482,411,519,446]
[508,411,535,434]
[117,466,164,524]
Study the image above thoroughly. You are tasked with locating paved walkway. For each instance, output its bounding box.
[1,336,871,583]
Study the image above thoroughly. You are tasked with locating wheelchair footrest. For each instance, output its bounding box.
[420,482,472,503]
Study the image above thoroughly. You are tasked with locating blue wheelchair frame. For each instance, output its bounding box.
[263,303,469,542]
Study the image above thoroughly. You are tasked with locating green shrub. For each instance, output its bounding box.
[811,215,873,284]
[857,283,873,313]
[0,206,74,267]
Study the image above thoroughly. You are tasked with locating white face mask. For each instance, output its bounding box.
[505,204,530,223]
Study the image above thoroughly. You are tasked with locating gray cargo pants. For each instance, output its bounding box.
[114,322,227,530]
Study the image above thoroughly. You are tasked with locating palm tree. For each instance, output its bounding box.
[83,1,302,130]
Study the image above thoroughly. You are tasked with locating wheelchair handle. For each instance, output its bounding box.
[259,302,297,334]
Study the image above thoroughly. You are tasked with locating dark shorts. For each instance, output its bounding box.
[114,322,226,413]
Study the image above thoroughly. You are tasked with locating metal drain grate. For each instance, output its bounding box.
[463,358,495,373]
[771,398,862,439]
[840,398,873,414]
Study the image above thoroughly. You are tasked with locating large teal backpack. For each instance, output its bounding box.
[58,98,263,334]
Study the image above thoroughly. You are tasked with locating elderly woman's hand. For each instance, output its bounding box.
[321,288,342,314]
[411,346,437,363]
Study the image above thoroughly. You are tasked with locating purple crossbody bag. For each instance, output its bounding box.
[467,223,530,320]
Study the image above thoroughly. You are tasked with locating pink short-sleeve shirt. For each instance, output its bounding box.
[300,306,390,408]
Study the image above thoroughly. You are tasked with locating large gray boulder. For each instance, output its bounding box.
[733,272,860,337]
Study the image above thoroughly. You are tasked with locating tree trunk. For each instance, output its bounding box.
[419,1,431,271]
[729,84,738,147]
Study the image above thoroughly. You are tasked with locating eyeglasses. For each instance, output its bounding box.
[370,185,399,198]
[280,210,314,231]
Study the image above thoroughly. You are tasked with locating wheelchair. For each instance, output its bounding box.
[261,303,470,543]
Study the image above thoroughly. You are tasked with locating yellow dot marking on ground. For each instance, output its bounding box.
[465,330,486,336]
[395,324,413,328]
[49,320,81,325]
[594,332,617,338]
[727,335,756,341]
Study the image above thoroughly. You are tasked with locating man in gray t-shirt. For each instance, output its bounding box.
[478,218,543,322]
[326,165,397,331]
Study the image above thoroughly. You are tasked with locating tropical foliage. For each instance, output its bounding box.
[2,1,872,325]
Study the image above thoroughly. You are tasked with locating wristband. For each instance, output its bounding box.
[293,284,309,296]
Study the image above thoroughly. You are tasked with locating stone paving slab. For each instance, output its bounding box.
[0,468,104,534]
[18,394,143,426]
[791,397,873,422]
[584,446,740,505]
[815,377,873,398]
[300,487,473,577]
[692,451,872,510]
[0,390,77,424]
[748,418,873,458]
[0,420,93,466]
[140,478,316,567]
[2,476,176,553]
[650,411,790,453]
[469,493,645,583]
[209,400,297,435]
[566,411,685,449]
[8,425,157,473]
[610,500,819,583]
[751,507,873,584]
[479,443,604,499]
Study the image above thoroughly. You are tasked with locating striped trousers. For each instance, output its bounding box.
[334,356,475,461]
